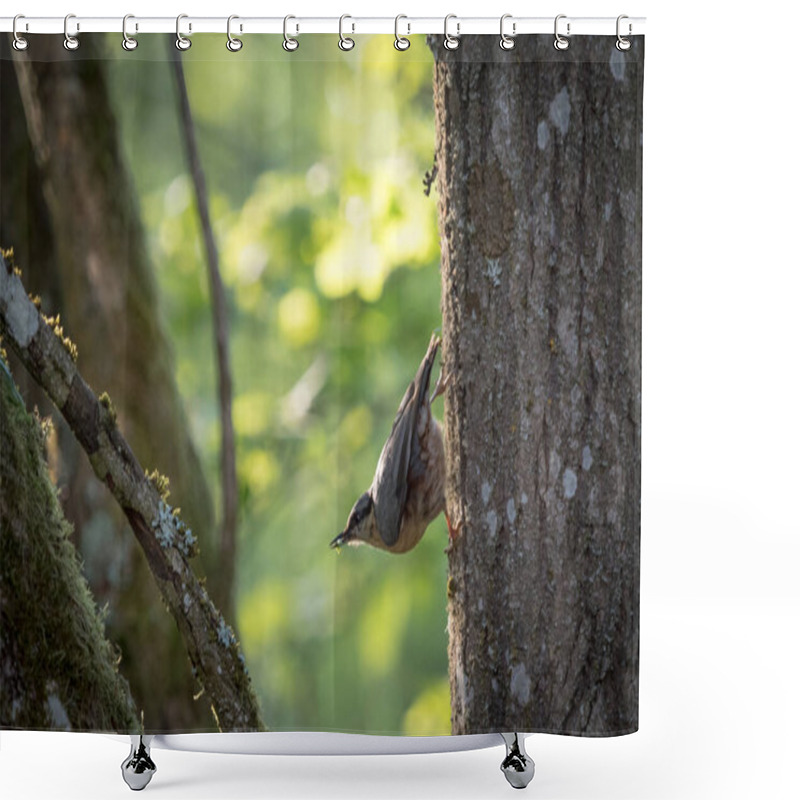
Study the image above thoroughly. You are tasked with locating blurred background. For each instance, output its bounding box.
[109,34,449,734]
[4,1,800,799]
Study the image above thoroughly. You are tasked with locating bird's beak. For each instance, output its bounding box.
[330,531,350,550]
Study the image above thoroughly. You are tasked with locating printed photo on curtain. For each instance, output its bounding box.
[0,21,643,772]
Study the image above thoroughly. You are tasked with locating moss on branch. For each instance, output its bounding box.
[1,358,138,730]
[0,255,265,732]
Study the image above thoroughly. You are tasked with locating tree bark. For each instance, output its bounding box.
[171,55,238,623]
[1,360,137,731]
[4,36,219,729]
[1,256,264,732]
[431,35,642,735]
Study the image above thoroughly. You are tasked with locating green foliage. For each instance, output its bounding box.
[107,34,447,734]
[403,678,451,736]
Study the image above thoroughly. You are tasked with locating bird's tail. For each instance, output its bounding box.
[415,333,441,406]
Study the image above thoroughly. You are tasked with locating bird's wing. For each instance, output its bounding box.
[372,383,415,547]
[372,335,440,548]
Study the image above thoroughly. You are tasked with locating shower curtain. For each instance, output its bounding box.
[1,28,642,739]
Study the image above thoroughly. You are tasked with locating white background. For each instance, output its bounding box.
[2,1,799,798]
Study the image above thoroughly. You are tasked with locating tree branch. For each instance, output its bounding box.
[171,54,238,619]
[9,39,221,729]
[1,255,264,732]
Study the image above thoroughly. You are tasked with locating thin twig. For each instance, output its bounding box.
[1,256,264,732]
[423,162,438,197]
[171,54,238,619]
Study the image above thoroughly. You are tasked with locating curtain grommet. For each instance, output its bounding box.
[499,14,516,51]
[394,14,410,51]
[122,14,138,51]
[283,15,299,52]
[338,14,355,51]
[443,14,460,51]
[616,15,632,51]
[12,14,29,51]
[175,13,192,51]
[63,13,80,51]
[227,15,243,52]
[554,14,570,51]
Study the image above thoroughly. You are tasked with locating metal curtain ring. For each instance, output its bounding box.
[394,14,410,51]
[63,13,80,51]
[12,14,29,51]
[499,14,516,51]
[616,15,632,51]
[283,15,299,51]
[175,14,192,50]
[554,14,570,51]
[443,14,460,50]
[122,14,138,51]
[227,15,243,51]
[339,14,355,51]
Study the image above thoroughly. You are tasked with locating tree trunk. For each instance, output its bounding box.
[1,257,264,732]
[1,360,137,731]
[431,35,642,735]
[171,55,239,623]
[5,36,218,730]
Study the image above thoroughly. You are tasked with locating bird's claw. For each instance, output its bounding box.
[430,369,451,403]
[444,511,461,553]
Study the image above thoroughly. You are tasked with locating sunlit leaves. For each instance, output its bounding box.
[107,33,447,734]
[337,404,373,454]
[239,581,290,653]
[358,575,412,677]
[314,157,437,301]
[403,679,451,736]
[278,288,321,346]
[232,392,272,437]
[239,449,279,495]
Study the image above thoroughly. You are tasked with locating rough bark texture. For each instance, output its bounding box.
[1,360,137,731]
[1,256,264,732]
[3,35,219,729]
[431,35,642,735]
[0,39,63,434]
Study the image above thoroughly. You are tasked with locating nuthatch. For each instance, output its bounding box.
[330,334,448,554]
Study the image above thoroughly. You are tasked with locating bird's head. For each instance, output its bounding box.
[330,491,378,550]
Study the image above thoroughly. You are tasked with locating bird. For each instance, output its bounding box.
[330,333,448,554]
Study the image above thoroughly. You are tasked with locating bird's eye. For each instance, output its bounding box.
[350,494,371,527]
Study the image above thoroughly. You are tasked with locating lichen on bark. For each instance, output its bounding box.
[4,36,219,730]
[1,257,264,732]
[431,34,642,736]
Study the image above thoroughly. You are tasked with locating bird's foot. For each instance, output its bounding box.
[444,511,461,553]
[430,369,451,403]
